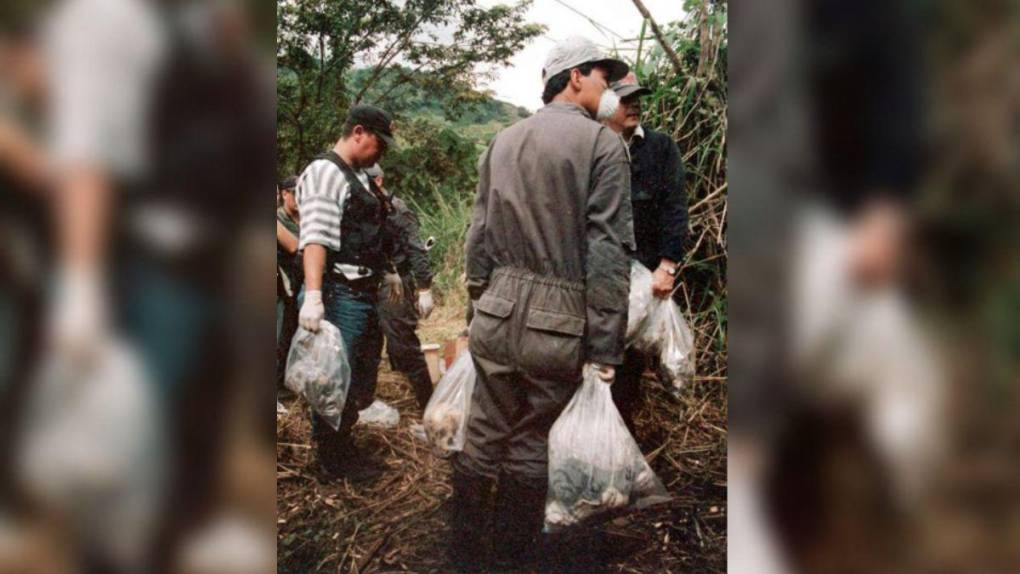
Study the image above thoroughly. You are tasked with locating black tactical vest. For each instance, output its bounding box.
[318,152,393,275]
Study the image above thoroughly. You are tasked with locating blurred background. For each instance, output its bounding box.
[0,0,276,572]
[2,0,1017,571]
[729,0,1019,572]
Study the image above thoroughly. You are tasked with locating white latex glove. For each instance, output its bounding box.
[587,362,616,383]
[48,266,109,361]
[417,289,434,319]
[382,273,403,306]
[299,290,324,332]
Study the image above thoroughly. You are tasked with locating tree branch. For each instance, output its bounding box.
[353,2,443,104]
[630,0,684,77]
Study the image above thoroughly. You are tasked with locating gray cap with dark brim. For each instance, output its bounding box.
[611,72,652,99]
[542,36,629,85]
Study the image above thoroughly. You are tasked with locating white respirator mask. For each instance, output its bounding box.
[596,88,621,121]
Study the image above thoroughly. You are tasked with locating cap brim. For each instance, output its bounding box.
[376,131,397,149]
[614,84,651,99]
[596,58,630,83]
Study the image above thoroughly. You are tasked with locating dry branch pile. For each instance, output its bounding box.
[278,352,725,573]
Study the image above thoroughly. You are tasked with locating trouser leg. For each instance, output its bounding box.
[501,274,585,483]
[491,471,550,572]
[448,314,511,573]
[448,466,496,573]
[611,347,647,435]
[378,290,433,411]
[309,282,382,470]
[460,272,585,572]
[454,349,520,481]
[276,295,299,394]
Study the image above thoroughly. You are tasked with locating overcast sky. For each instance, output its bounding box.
[478,0,687,111]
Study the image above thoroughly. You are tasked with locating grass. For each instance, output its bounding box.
[406,183,474,310]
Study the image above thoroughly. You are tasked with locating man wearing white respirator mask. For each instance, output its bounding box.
[596,80,623,121]
[451,36,634,572]
[602,72,689,435]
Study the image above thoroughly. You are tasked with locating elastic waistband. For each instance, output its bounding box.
[491,266,584,292]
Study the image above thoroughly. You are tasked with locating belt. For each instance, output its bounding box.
[327,264,380,293]
[331,262,375,280]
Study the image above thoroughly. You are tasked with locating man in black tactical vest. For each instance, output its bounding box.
[295,105,400,478]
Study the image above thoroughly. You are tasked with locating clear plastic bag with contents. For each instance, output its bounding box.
[544,365,670,532]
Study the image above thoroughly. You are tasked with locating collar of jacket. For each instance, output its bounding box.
[538,101,593,120]
[628,124,650,151]
[627,124,645,145]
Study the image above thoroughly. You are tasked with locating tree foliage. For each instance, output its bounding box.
[345,67,530,128]
[276,0,543,177]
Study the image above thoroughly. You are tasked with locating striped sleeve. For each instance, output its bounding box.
[296,159,349,252]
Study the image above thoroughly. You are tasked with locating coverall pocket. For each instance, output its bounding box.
[469,293,514,365]
[519,308,585,381]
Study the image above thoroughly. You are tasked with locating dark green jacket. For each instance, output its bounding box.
[386,196,433,289]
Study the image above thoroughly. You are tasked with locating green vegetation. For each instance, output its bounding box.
[346,67,531,133]
[277,0,543,177]
[277,1,728,375]
[277,0,542,301]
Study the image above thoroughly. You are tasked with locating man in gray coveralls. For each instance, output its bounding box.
[450,36,635,571]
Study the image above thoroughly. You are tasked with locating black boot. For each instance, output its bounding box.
[312,413,382,482]
[449,467,495,573]
[491,474,548,573]
[329,441,384,483]
[312,422,346,476]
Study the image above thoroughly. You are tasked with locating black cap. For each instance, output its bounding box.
[279,176,297,192]
[346,104,397,149]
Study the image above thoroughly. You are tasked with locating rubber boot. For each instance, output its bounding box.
[331,441,384,483]
[449,467,496,573]
[491,473,548,573]
[311,409,381,482]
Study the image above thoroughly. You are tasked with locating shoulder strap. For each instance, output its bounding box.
[317,151,393,216]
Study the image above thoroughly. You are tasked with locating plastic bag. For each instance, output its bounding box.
[285,321,350,431]
[357,399,400,428]
[17,339,166,569]
[626,260,656,341]
[644,301,696,397]
[544,365,670,532]
[627,261,696,397]
[423,350,476,457]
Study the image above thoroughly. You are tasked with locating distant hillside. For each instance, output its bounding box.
[348,67,530,143]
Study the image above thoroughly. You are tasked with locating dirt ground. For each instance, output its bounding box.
[277,306,727,573]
